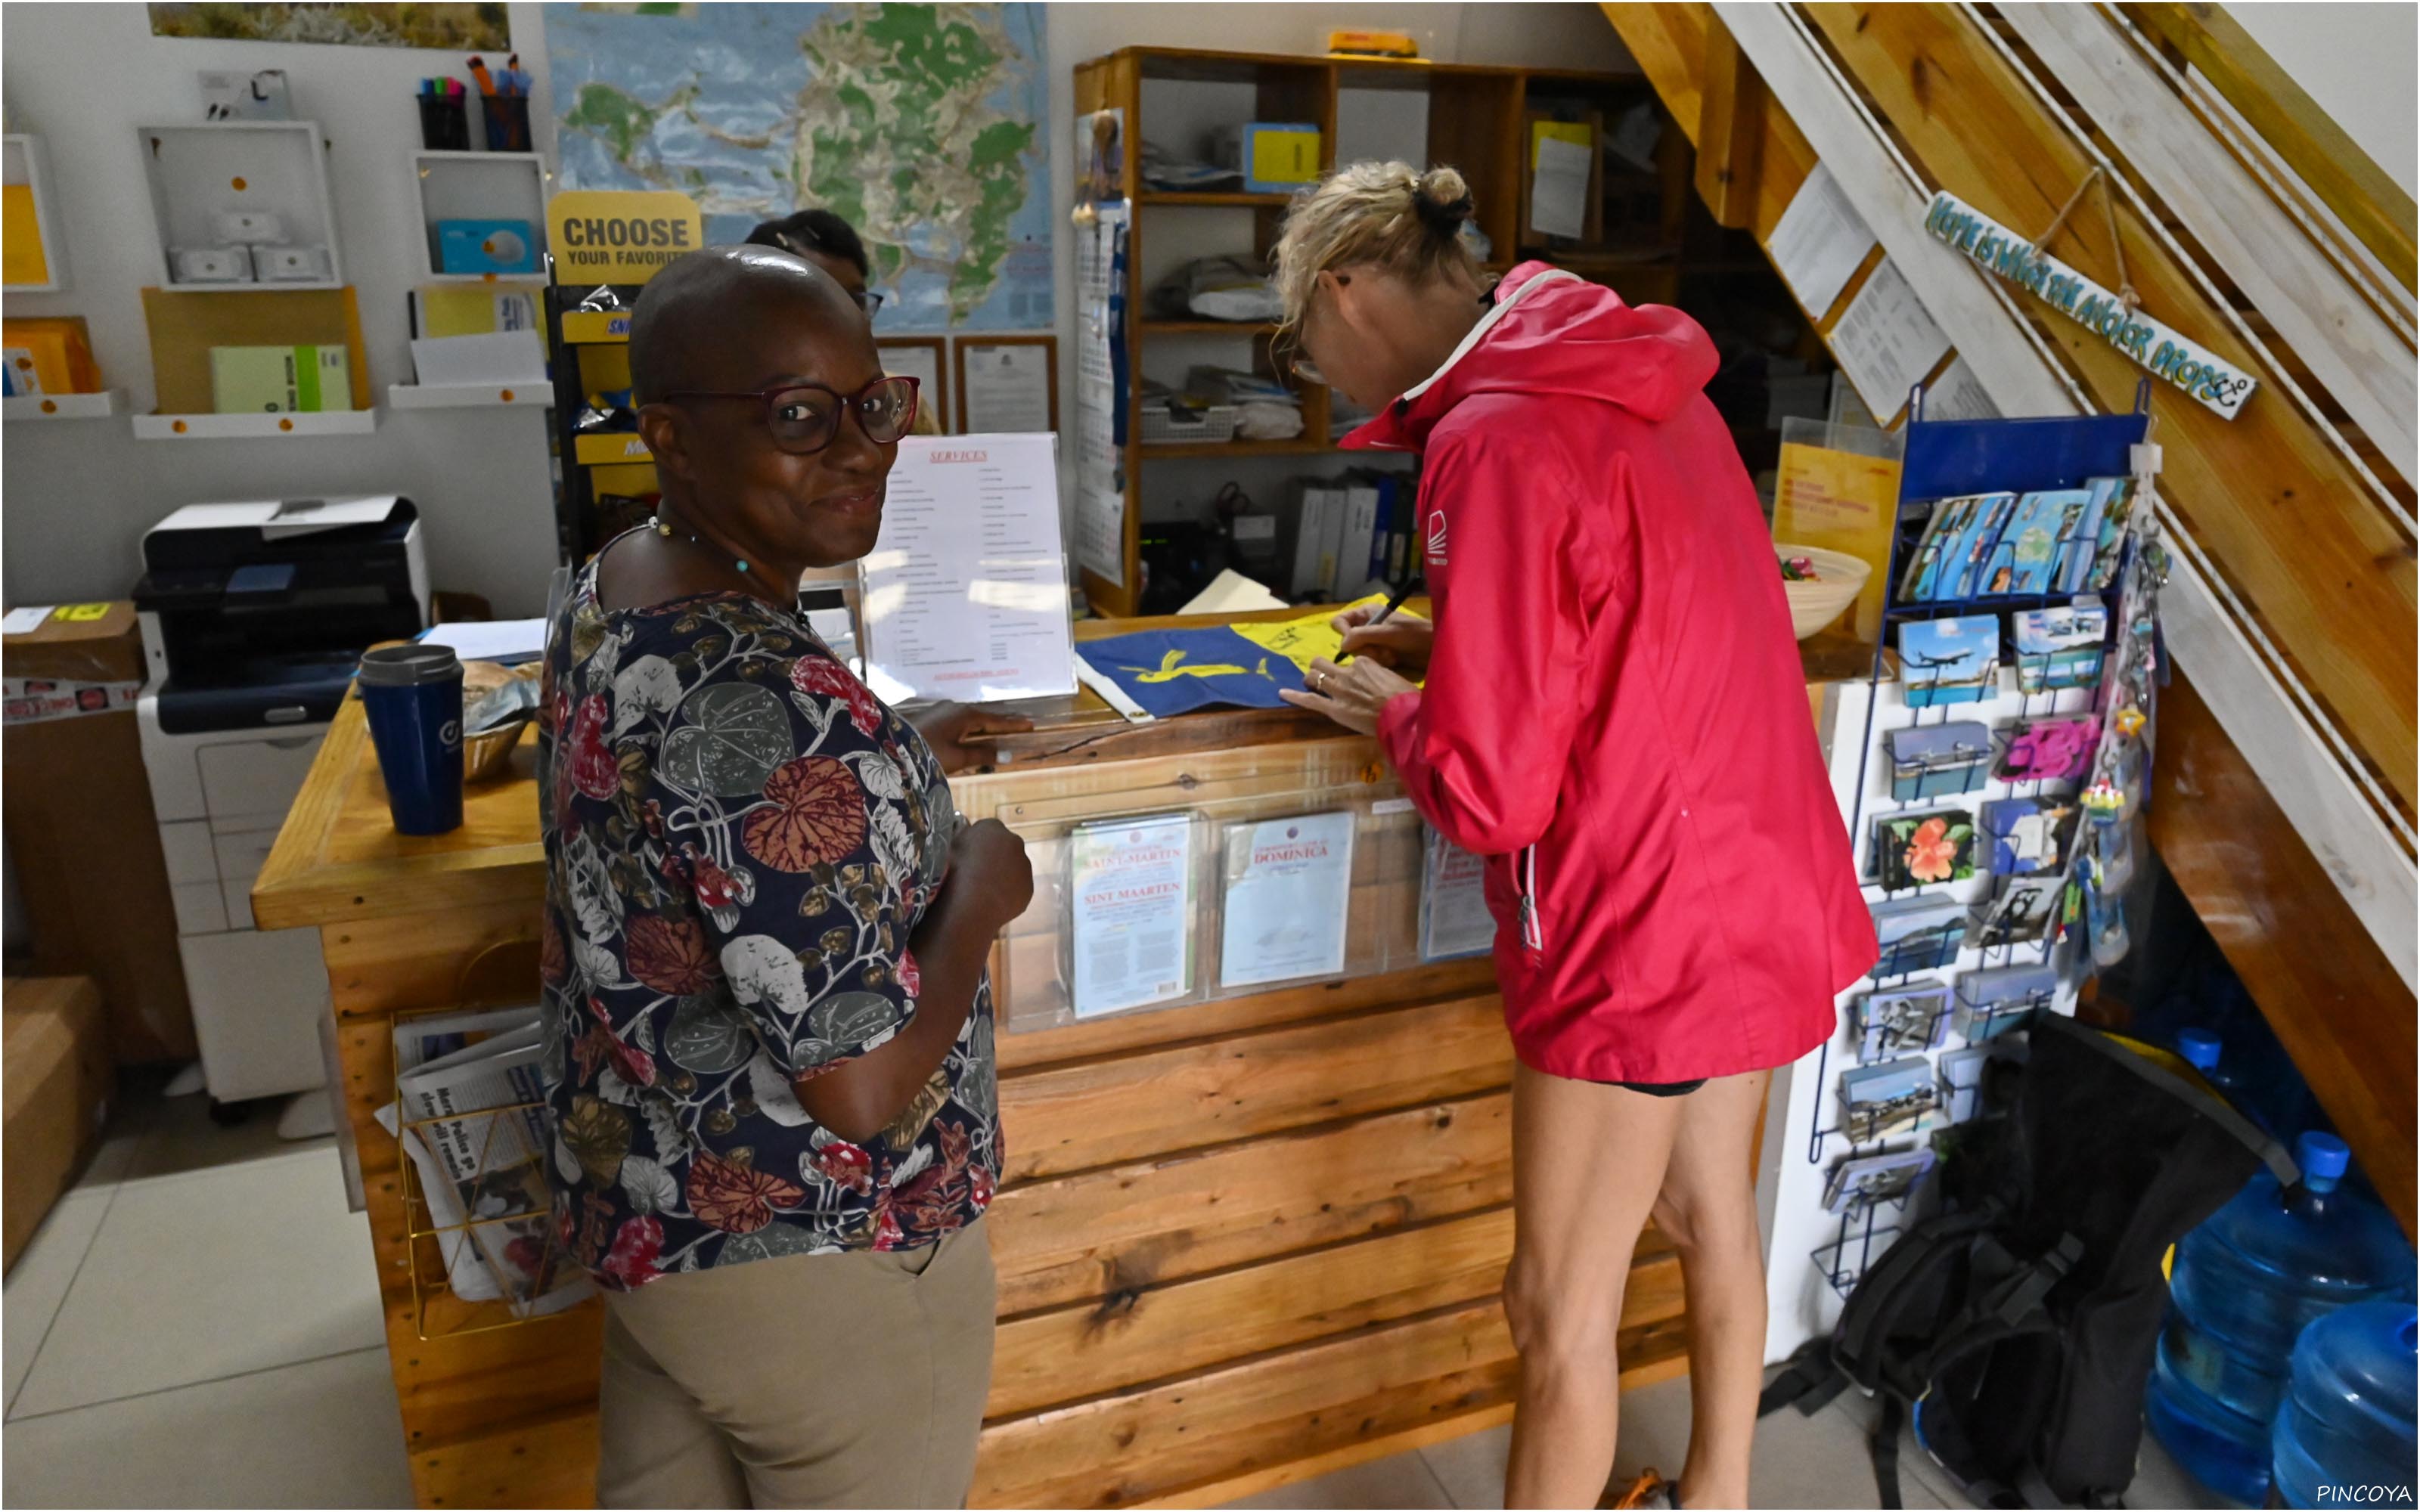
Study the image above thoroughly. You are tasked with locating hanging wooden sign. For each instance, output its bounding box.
[1922,191,2256,421]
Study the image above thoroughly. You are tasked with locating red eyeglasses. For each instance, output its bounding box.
[659,375,920,455]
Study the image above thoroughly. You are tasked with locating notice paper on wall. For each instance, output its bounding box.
[961,342,1053,434]
[859,432,1077,704]
[876,342,943,424]
[1829,259,1951,426]
[1528,135,1593,241]
[1921,358,2000,423]
[1767,164,1876,320]
[1219,810,1355,989]
[1419,829,1496,962]
[1073,206,1128,586]
[1069,814,1196,1018]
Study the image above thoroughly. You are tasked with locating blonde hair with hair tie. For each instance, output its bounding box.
[1271,162,1481,354]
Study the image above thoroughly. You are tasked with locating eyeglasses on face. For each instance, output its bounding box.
[659,374,920,455]
[851,288,886,320]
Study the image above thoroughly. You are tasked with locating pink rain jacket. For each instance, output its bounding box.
[1349,262,1878,1082]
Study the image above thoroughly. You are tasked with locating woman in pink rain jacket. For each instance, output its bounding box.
[1275,163,1876,1510]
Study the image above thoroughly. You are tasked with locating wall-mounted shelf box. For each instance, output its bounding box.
[386,380,544,411]
[4,389,124,420]
[136,120,343,292]
[409,150,548,282]
[134,408,377,439]
[3,134,69,293]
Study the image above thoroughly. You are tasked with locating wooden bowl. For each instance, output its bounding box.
[1776,544,1872,640]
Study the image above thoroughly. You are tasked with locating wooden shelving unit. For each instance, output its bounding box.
[1072,46,1661,617]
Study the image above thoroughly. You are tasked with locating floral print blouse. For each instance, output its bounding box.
[535,552,999,1289]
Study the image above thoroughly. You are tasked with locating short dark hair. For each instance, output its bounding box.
[743,209,870,278]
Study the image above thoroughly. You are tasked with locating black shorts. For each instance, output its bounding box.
[1596,1077,1708,1098]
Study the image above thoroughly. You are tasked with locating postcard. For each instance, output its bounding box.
[1953,962,2058,1041]
[1873,808,1978,890]
[1856,978,1952,1063]
[1982,797,2080,876]
[1897,615,2000,706]
[1941,1045,1993,1121]
[1967,874,2063,950]
[1840,1057,1943,1142]
[1994,716,2101,783]
[2014,600,2109,692]
[1826,1148,1938,1214]
[1886,720,1992,801]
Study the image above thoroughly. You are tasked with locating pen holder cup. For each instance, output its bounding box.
[419,94,470,150]
[483,95,532,152]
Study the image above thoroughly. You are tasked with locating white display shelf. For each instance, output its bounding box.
[386,380,546,410]
[134,408,377,439]
[137,120,343,291]
[3,134,69,293]
[411,150,548,282]
[4,389,124,420]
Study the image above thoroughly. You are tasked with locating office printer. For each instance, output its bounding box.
[134,495,430,730]
[131,495,430,1127]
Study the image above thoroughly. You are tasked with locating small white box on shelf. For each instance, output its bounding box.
[172,246,253,284]
[213,207,284,243]
[253,243,330,282]
[138,120,342,290]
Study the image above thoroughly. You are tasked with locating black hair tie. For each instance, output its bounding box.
[1416,191,1475,234]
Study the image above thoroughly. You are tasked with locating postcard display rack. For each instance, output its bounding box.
[1760,383,2171,1359]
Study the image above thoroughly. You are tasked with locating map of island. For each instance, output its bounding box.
[548,3,1051,332]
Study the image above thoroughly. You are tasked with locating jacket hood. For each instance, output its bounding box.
[1345,261,1719,451]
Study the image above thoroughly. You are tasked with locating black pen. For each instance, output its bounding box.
[1369,575,1420,627]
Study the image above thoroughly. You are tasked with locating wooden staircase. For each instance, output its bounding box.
[1600,2,2415,1231]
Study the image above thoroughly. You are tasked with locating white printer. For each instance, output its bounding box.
[132,497,429,1124]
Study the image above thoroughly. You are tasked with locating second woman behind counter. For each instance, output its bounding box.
[536,244,1031,1508]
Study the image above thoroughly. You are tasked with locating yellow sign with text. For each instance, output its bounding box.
[1773,442,1903,643]
[547,191,705,285]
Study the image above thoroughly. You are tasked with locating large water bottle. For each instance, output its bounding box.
[2271,1300,2418,1508]
[2146,1132,2415,1504]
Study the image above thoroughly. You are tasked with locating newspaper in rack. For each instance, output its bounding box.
[376,1013,591,1317]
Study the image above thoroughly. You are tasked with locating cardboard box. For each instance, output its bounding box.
[3,603,196,1064]
[3,976,113,1272]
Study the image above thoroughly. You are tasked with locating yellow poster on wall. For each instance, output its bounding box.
[1773,441,1903,643]
[548,191,705,286]
[2,184,50,287]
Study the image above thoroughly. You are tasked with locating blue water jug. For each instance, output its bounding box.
[2146,1132,2415,1504]
[2272,1300,2418,1508]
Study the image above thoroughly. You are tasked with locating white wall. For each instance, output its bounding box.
[2229,2,2418,197]
[2,2,563,615]
[0,2,1629,614]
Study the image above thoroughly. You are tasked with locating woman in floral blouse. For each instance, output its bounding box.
[538,246,1032,1508]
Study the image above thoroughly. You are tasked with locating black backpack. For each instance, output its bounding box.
[1761,1013,2291,1508]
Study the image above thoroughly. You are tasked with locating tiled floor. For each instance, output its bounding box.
[7,1074,2225,1510]
[4,1073,413,1509]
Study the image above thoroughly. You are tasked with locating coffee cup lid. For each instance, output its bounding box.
[358,644,462,686]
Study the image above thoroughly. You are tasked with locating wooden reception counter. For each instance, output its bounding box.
[253,608,1865,1509]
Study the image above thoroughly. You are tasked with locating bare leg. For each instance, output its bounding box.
[1649,1070,1771,1509]
[1503,1061,1687,1509]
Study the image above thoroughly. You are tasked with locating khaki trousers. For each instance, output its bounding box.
[595,1218,996,1509]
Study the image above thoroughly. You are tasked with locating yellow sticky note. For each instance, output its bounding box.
[1531,120,1594,169]
[2,184,48,287]
[1773,442,1904,643]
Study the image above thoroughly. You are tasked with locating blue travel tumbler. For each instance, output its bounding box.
[358,644,465,835]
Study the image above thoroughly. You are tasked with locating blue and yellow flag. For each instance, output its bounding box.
[1079,627,1305,717]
